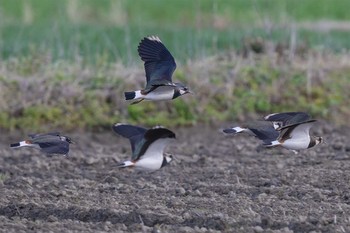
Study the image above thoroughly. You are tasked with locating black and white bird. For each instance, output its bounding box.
[223,121,279,144]
[10,132,73,155]
[112,123,176,171]
[263,112,323,150]
[124,35,191,104]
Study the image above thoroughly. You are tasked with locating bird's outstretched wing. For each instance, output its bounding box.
[264,112,311,129]
[249,125,280,143]
[38,140,70,155]
[112,123,148,158]
[28,132,60,139]
[137,36,177,90]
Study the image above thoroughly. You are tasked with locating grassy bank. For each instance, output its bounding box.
[0,45,349,132]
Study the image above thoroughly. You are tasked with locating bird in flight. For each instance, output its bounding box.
[10,132,74,156]
[125,35,191,104]
[223,112,323,153]
[112,123,176,171]
[263,112,323,151]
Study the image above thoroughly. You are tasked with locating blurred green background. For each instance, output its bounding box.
[2,0,350,63]
[0,0,349,131]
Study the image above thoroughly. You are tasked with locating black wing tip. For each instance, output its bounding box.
[10,142,20,148]
[169,131,176,139]
[146,127,176,140]
[137,35,166,57]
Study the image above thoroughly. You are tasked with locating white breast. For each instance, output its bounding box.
[135,138,173,171]
[281,122,313,150]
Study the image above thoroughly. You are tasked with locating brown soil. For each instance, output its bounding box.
[0,122,349,232]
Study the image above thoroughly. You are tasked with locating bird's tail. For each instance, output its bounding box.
[116,161,135,168]
[10,141,31,148]
[125,91,136,100]
[263,140,281,147]
[223,127,246,134]
[125,90,144,100]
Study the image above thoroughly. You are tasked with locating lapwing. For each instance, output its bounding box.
[112,123,176,171]
[223,121,279,144]
[263,112,323,151]
[124,35,191,104]
[10,132,73,155]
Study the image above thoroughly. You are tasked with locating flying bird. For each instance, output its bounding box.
[112,123,176,171]
[223,121,279,144]
[10,132,73,155]
[263,112,323,151]
[124,35,191,104]
[223,112,323,152]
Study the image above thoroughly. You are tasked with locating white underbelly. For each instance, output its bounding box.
[144,86,175,100]
[135,158,163,171]
[282,138,310,150]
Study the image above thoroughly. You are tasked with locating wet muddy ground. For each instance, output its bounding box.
[0,122,350,232]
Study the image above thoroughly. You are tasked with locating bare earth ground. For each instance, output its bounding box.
[0,122,349,233]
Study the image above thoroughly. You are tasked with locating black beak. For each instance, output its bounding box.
[69,139,76,144]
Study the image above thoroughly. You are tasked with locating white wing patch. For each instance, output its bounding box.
[264,113,278,120]
[114,123,127,127]
[153,125,165,129]
[147,35,162,43]
[232,127,246,133]
[272,122,282,130]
